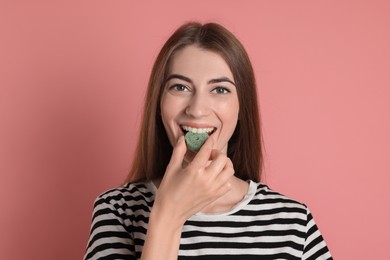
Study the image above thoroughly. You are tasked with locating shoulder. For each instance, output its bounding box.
[250,182,308,215]
[93,182,155,211]
[253,182,306,206]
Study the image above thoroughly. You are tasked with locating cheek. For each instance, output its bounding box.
[223,99,239,134]
[161,94,188,122]
[161,95,190,147]
[160,98,173,128]
[220,98,239,121]
[160,95,181,136]
[160,102,174,146]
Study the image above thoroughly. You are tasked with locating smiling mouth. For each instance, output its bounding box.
[181,125,216,135]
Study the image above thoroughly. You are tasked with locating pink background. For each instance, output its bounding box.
[1,1,389,259]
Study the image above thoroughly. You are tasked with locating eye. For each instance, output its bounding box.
[212,87,231,94]
[169,84,189,92]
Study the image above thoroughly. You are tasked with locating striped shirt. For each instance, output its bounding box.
[84,181,332,259]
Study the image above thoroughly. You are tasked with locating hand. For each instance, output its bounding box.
[153,135,234,226]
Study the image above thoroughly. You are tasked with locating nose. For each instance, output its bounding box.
[185,93,211,118]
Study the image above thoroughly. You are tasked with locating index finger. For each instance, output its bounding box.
[189,136,214,168]
[166,135,187,173]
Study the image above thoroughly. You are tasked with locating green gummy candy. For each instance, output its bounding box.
[185,132,209,152]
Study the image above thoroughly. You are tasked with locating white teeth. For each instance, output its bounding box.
[182,125,214,134]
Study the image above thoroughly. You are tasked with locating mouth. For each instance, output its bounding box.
[180,125,216,136]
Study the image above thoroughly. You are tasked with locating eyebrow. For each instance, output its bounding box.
[165,74,235,86]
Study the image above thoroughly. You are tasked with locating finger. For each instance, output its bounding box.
[189,136,214,168]
[214,180,233,199]
[216,159,235,183]
[214,159,235,190]
[166,136,186,173]
[206,161,234,203]
[205,150,229,177]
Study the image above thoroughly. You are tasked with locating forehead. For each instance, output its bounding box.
[168,45,234,80]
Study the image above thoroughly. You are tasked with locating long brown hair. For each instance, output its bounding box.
[125,22,263,183]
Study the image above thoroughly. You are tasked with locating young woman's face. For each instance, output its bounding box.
[160,45,239,155]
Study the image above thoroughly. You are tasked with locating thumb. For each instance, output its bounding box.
[165,136,186,174]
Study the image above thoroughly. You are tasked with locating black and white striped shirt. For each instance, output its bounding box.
[84,181,332,259]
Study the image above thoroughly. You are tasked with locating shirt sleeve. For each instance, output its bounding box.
[84,195,136,260]
[302,207,333,260]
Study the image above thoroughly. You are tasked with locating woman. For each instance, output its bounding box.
[84,22,332,260]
